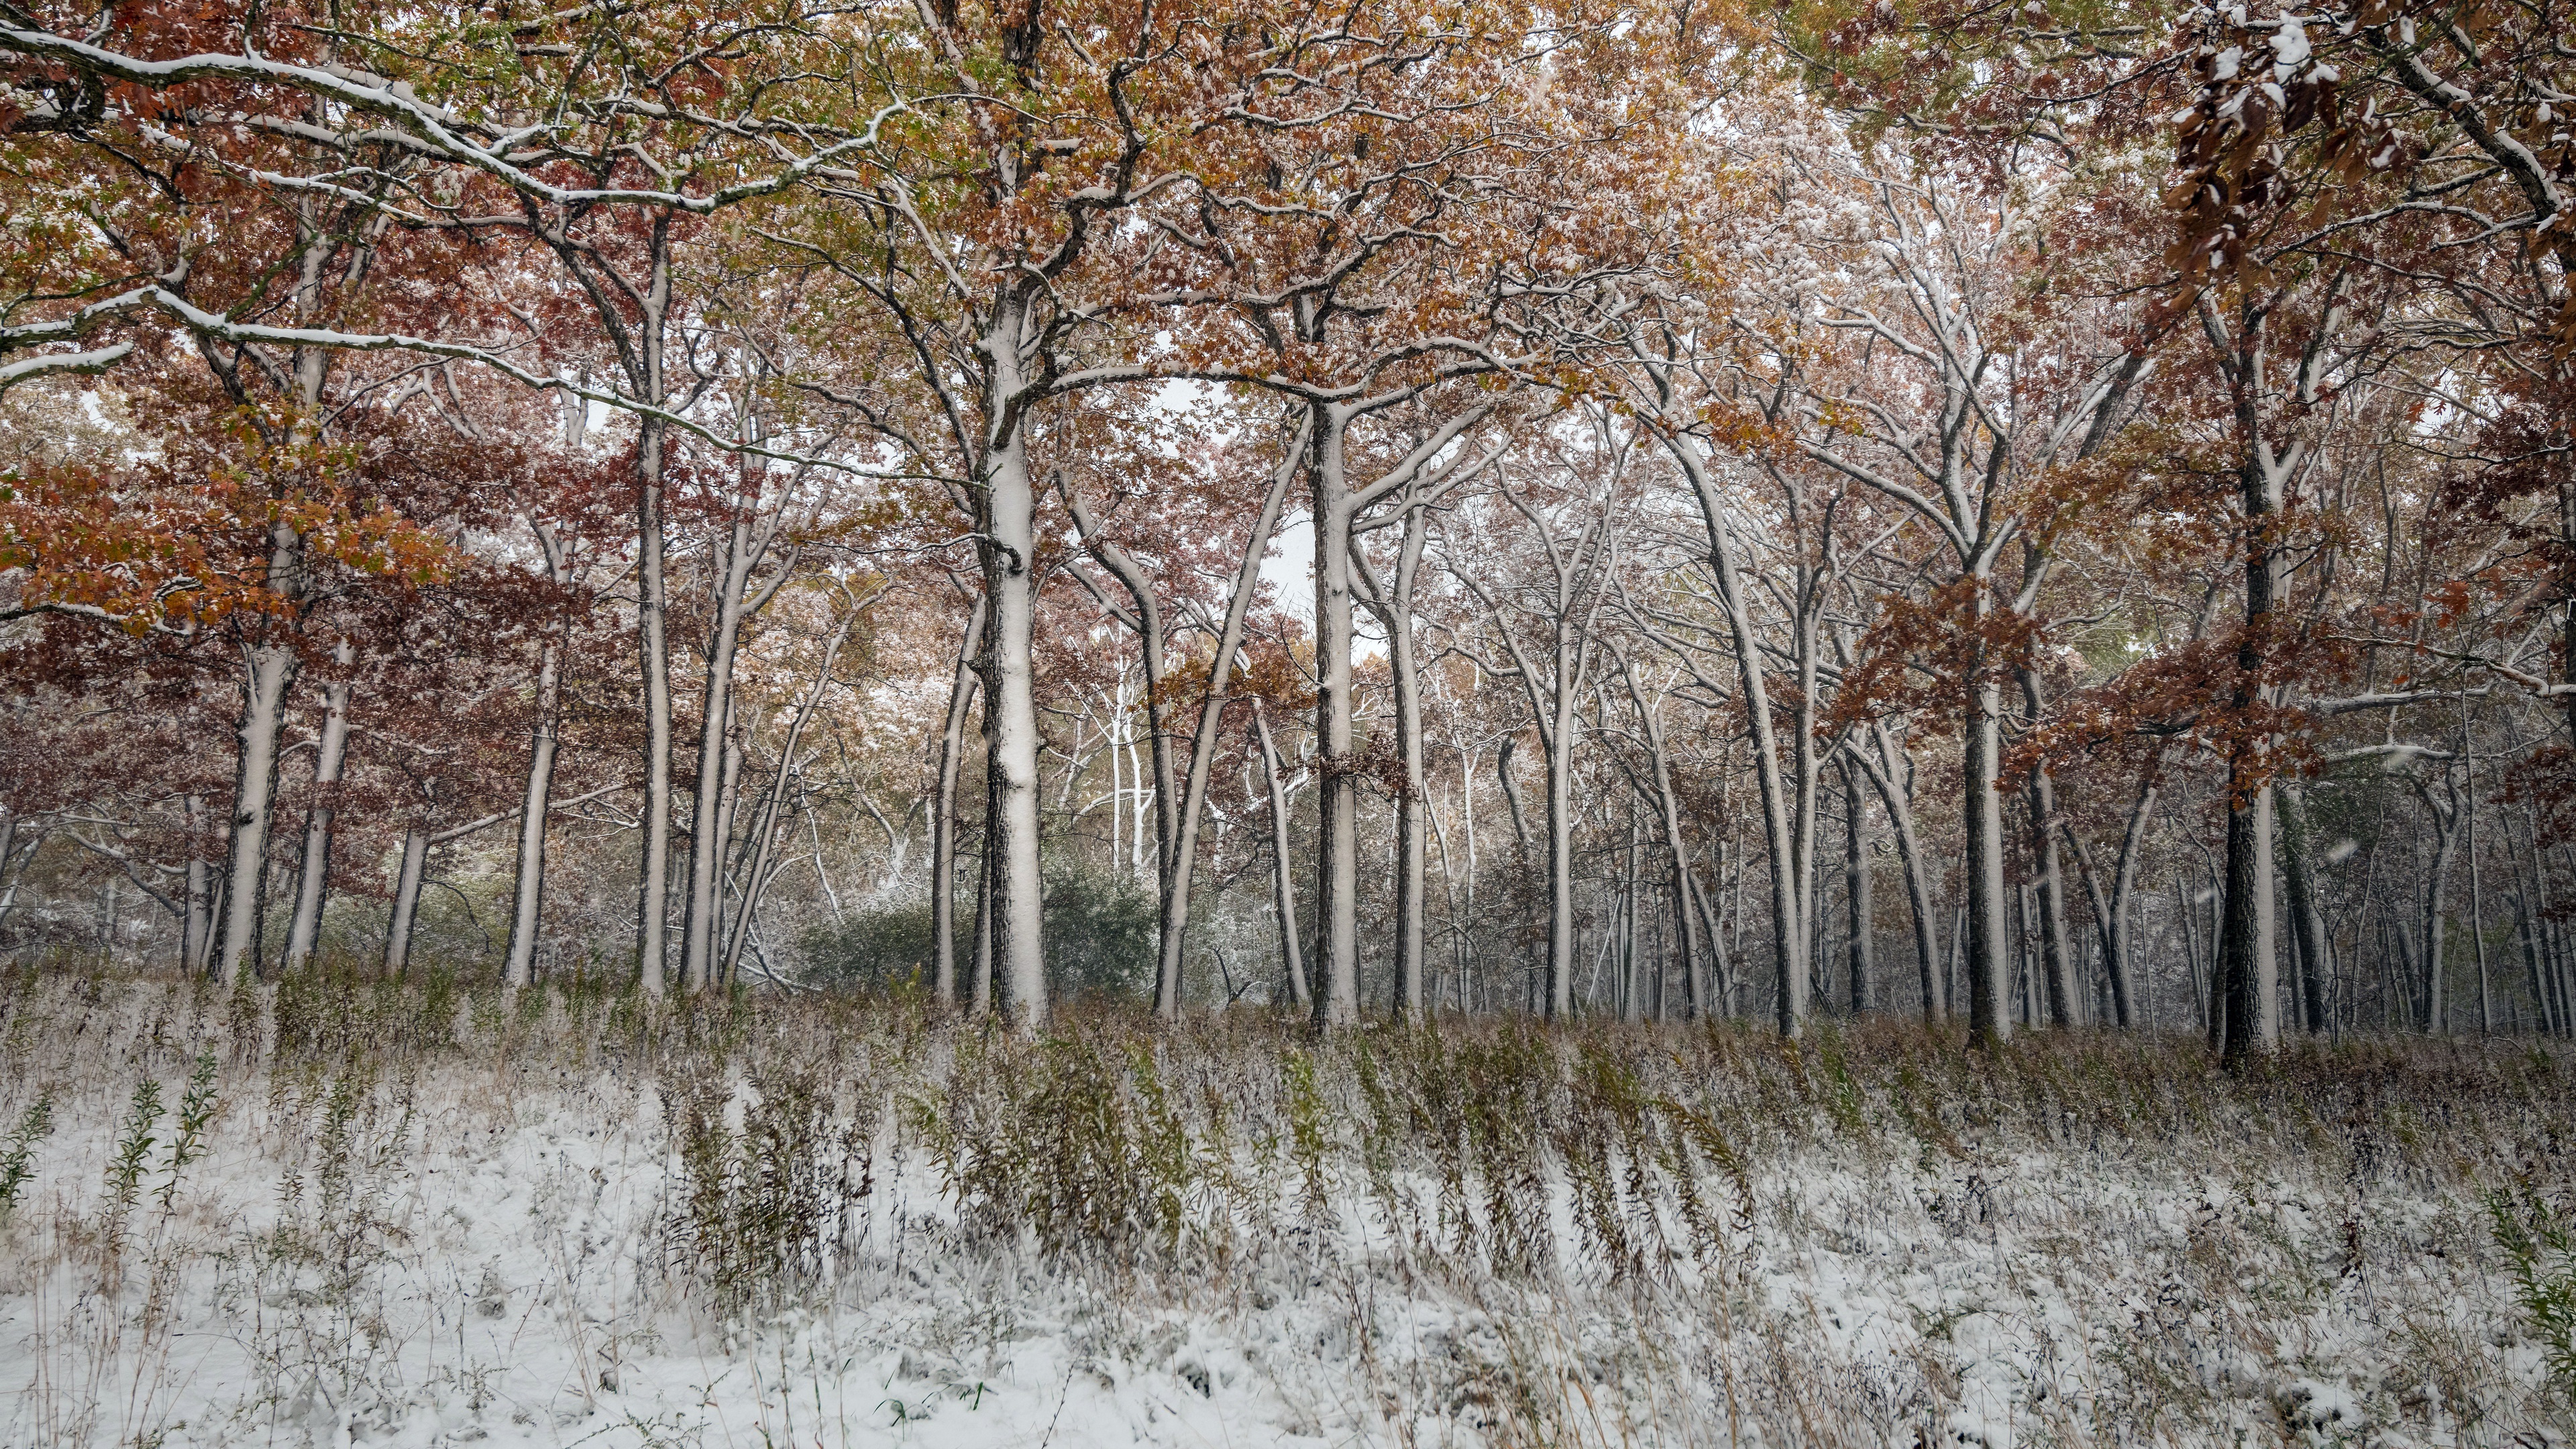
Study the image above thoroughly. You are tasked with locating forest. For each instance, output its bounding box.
[2,0,2575,1445]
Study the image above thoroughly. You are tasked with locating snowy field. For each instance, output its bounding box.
[1,967,2571,1448]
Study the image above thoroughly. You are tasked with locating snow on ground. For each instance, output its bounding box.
[1,971,2570,1448]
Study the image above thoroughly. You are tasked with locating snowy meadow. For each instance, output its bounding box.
[1,966,2572,1448]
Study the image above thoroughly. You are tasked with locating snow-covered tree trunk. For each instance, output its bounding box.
[2277,782,2332,1034]
[1962,660,2013,1049]
[503,636,562,989]
[722,594,861,987]
[683,513,767,994]
[1252,698,1309,1009]
[1308,405,1363,1029]
[383,828,429,975]
[1663,439,1807,1034]
[1841,757,1874,1016]
[282,637,356,971]
[979,300,1047,1032]
[931,596,986,1009]
[182,796,212,974]
[1154,417,1304,1011]
[214,629,298,985]
[1354,498,1431,1018]
[1619,649,1704,1018]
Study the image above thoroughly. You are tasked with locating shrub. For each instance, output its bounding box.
[799,860,1155,1002]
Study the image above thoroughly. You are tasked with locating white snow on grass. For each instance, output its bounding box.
[1,973,2570,1447]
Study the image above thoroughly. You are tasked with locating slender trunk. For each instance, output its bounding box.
[970,765,996,1018]
[1310,405,1362,1028]
[1662,436,1806,1033]
[1621,652,1704,1018]
[504,637,563,989]
[1154,416,1305,1007]
[1842,756,1874,1016]
[1540,637,1580,1021]
[1962,669,2012,1048]
[282,639,356,970]
[2024,765,2077,1027]
[214,639,298,985]
[931,598,987,1009]
[684,514,765,993]
[2214,776,2280,1062]
[979,303,1046,1032]
[2418,788,2461,1032]
[2463,719,2493,1034]
[2106,779,2156,1028]
[1853,729,1944,1020]
[706,706,745,983]
[2277,783,2332,1034]
[629,226,679,994]
[635,411,675,994]
[384,828,429,975]
[722,596,862,987]
[1061,479,1183,1006]
[1253,698,1308,1008]
[181,797,212,973]
[1383,507,1430,1018]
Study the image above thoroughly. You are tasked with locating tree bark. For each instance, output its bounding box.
[1962,667,2013,1049]
[1841,755,1874,1016]
[2277,782,2332,1034]
[281,639,356,971]
[721,592,863,987]
[629,221,678,995]
[1309,404,1365,1028]
[931,596,987,1009]
[1618,647,1705,1018]
[214,634,298,985]
[1352,498,1430,1018]
[182,796,212,974]
[1847,727,1945,1020]
[683,506,791,993]
[384,828,429,975]
[1661,439,1805,1034]
[1252,697,1309,1009]
[977,300,1048,1032]
[1152,413,1306,1012]
[1059,476,1181,1006]
[503,631,563,989]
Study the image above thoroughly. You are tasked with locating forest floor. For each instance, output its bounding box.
[0,965,2571,1449]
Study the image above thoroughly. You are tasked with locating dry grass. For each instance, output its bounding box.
[1,959,2571,1447]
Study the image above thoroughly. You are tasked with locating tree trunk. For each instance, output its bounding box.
[978,302,1048,1032]
[214,638,298,985]
[1358,502,1431,1019]
[1962,668,2012,1049]
[2277,783,2332,1034]
[1309,405,1363,1028]
[282,637,357,971]
[2214,776,2281,1061]
[384,827,429,975]
[1850,727,1944,1020]
[635,410,675,996]
[722,594,863,987]
[1060,477,1183,1007]
[1252,698,1309,1009]
[1842,755,1874,1016]
[970,766,996,1018]
[2416,785,2461,1032]
[503,635,563,989]
[1152,414,1305,1010]
[182,796,212,974]
[1619,649,1704,1018]
[931,596,987,1009]
[1661,436,1806,1034]
[683,508,782,994]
